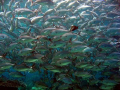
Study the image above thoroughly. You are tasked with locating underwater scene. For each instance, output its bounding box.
[0,0,120,90]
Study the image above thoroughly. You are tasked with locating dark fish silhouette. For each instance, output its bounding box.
[112,35,120,40]
[70,25,78,31]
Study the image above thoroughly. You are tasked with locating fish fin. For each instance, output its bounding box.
[30,0,34,6]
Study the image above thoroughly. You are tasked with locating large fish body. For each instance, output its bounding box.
[32,0,54,6]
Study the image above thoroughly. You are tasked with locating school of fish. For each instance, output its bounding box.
[0,0,120,90]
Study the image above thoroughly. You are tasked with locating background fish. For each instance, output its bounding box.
[0,0,120,90]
